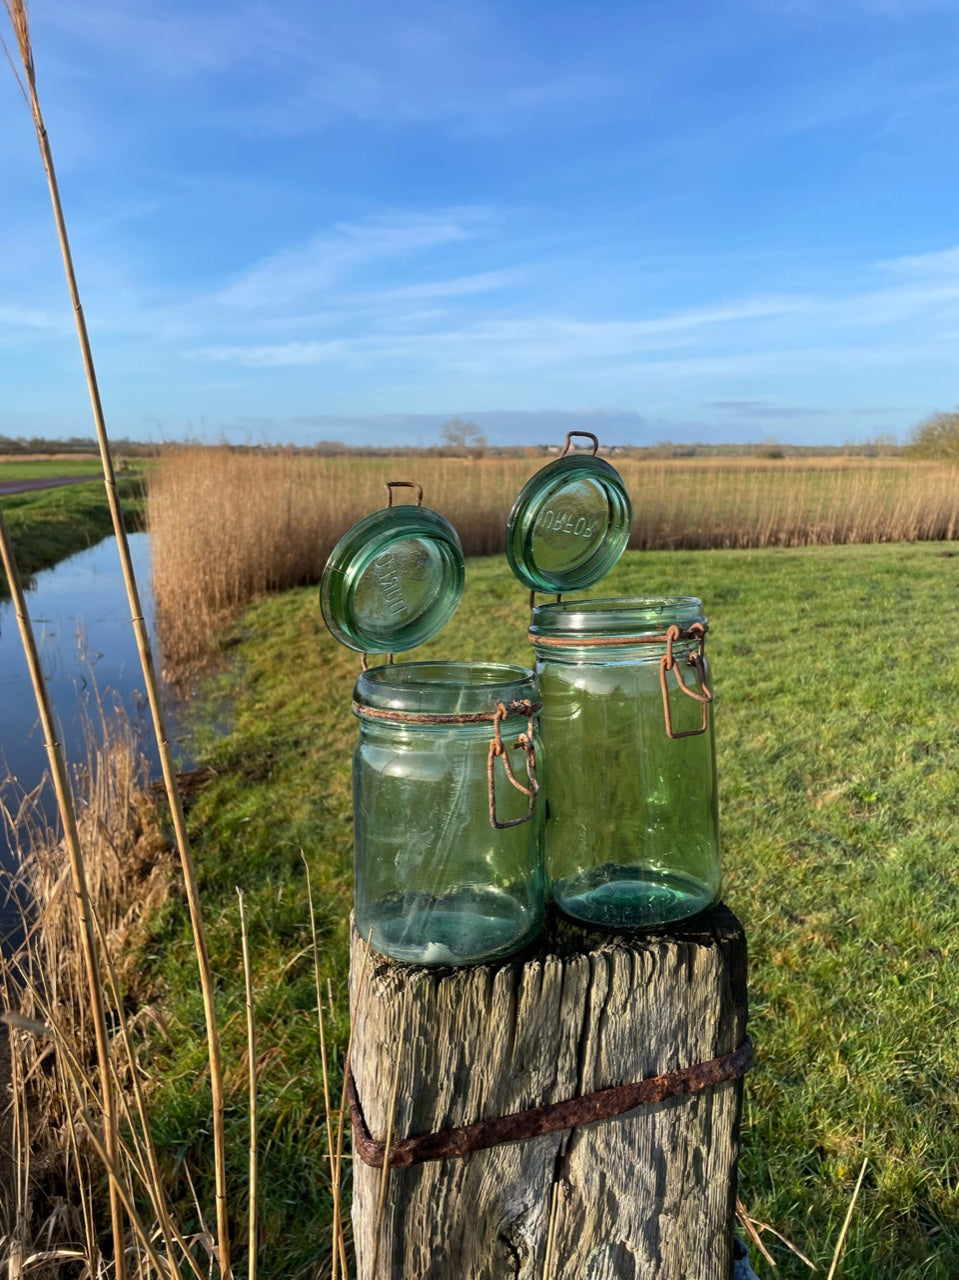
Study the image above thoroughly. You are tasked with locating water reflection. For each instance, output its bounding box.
[0,533,178,938]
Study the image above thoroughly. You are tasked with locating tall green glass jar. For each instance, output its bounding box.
[352,661,544,965]
[530,597,720,929]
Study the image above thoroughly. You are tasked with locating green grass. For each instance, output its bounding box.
[0,476,145,596]
[0,456,105,482]
[139,542,959,1279]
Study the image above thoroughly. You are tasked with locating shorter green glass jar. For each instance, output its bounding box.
[353,661,544,966]
[531,597,720,929]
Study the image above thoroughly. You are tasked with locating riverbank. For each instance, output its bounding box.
[5,542,959,1278]
[0,475,144,597]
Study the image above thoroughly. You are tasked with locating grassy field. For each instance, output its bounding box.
[0,454,104,482]
[146,446,959,666]
[0,476,144,597]
[93,539,956,1279]
[5,442,959,1275]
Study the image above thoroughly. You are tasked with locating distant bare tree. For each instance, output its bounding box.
[440,418,487,457]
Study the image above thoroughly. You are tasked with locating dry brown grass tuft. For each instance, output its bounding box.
[148,447,959,666]
[0,719,180,1277]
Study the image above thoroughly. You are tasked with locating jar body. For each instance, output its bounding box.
[353,661,544,965]
[531,598,720,929]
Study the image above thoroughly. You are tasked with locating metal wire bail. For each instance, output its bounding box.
[660,623,712,739]
[487,700,539,829]
[384,480,424,507]
[558,431,599,457]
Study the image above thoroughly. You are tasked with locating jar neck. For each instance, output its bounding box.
[529,596,706,644]
[353,660,537,722]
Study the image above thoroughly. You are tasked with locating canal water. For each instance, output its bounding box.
[0,533,179,941]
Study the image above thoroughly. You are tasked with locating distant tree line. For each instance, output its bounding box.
[0,434,159,457]
[17,418,959,461]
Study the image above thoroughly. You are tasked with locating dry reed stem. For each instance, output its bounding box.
[2,1011,182,1280]
[0,504,127,1277]
[737,1196,816,1270]
[93,909,207,1280]
[237,890,258,1280]
[825,1158,868,1280]
[736,1197,779,1268]
[303,858,342,1280]
[2,3,232,1271]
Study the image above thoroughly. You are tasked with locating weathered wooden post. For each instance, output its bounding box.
[349,903,749,1279]
[321,444,750,1276]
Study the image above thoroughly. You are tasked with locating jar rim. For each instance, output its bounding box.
[530,595,705,640]
[354,660,537,717]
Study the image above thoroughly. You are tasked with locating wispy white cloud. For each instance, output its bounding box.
[0,304,70,332]
[209,210,495,312]
[196,339,351,367]
[362,269,524,303]
[189,295,803,370]
[34,0,634,141]
[36,1,259,80]
[705,399,828,419]
[876,245,959,278]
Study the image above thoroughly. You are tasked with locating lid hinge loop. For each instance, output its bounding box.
[559,431,599,457]
[384,480,424,507]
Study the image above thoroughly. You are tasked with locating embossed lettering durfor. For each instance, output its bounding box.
[536,510,598,538]
[373,555,407,615]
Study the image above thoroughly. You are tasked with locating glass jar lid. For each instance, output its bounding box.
[506,436,631,593]
[321,499,465,654]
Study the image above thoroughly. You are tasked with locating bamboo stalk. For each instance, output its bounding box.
[0,506,127,1279]
[2,3,233,1274]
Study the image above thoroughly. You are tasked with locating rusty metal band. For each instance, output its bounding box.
[352,698,541,725]
[529,622,708,649]
[348,1034,752,1169]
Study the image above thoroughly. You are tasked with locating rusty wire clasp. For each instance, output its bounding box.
[487,700,539,829]
[384,480,423,507]
[660,623,712,739]
[559,430,599,457]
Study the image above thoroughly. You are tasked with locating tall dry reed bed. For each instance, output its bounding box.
[148,447,959,666]
[0,721,177,1276]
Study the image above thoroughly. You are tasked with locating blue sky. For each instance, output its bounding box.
[1,0,958,449]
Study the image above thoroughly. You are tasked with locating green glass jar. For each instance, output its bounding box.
[530,597,720,929]
[352,662,544,965]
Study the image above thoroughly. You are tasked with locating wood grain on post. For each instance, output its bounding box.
[350,904,748,1280]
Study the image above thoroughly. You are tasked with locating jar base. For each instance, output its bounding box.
[554,864,717,929]
[359,887,541,966]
